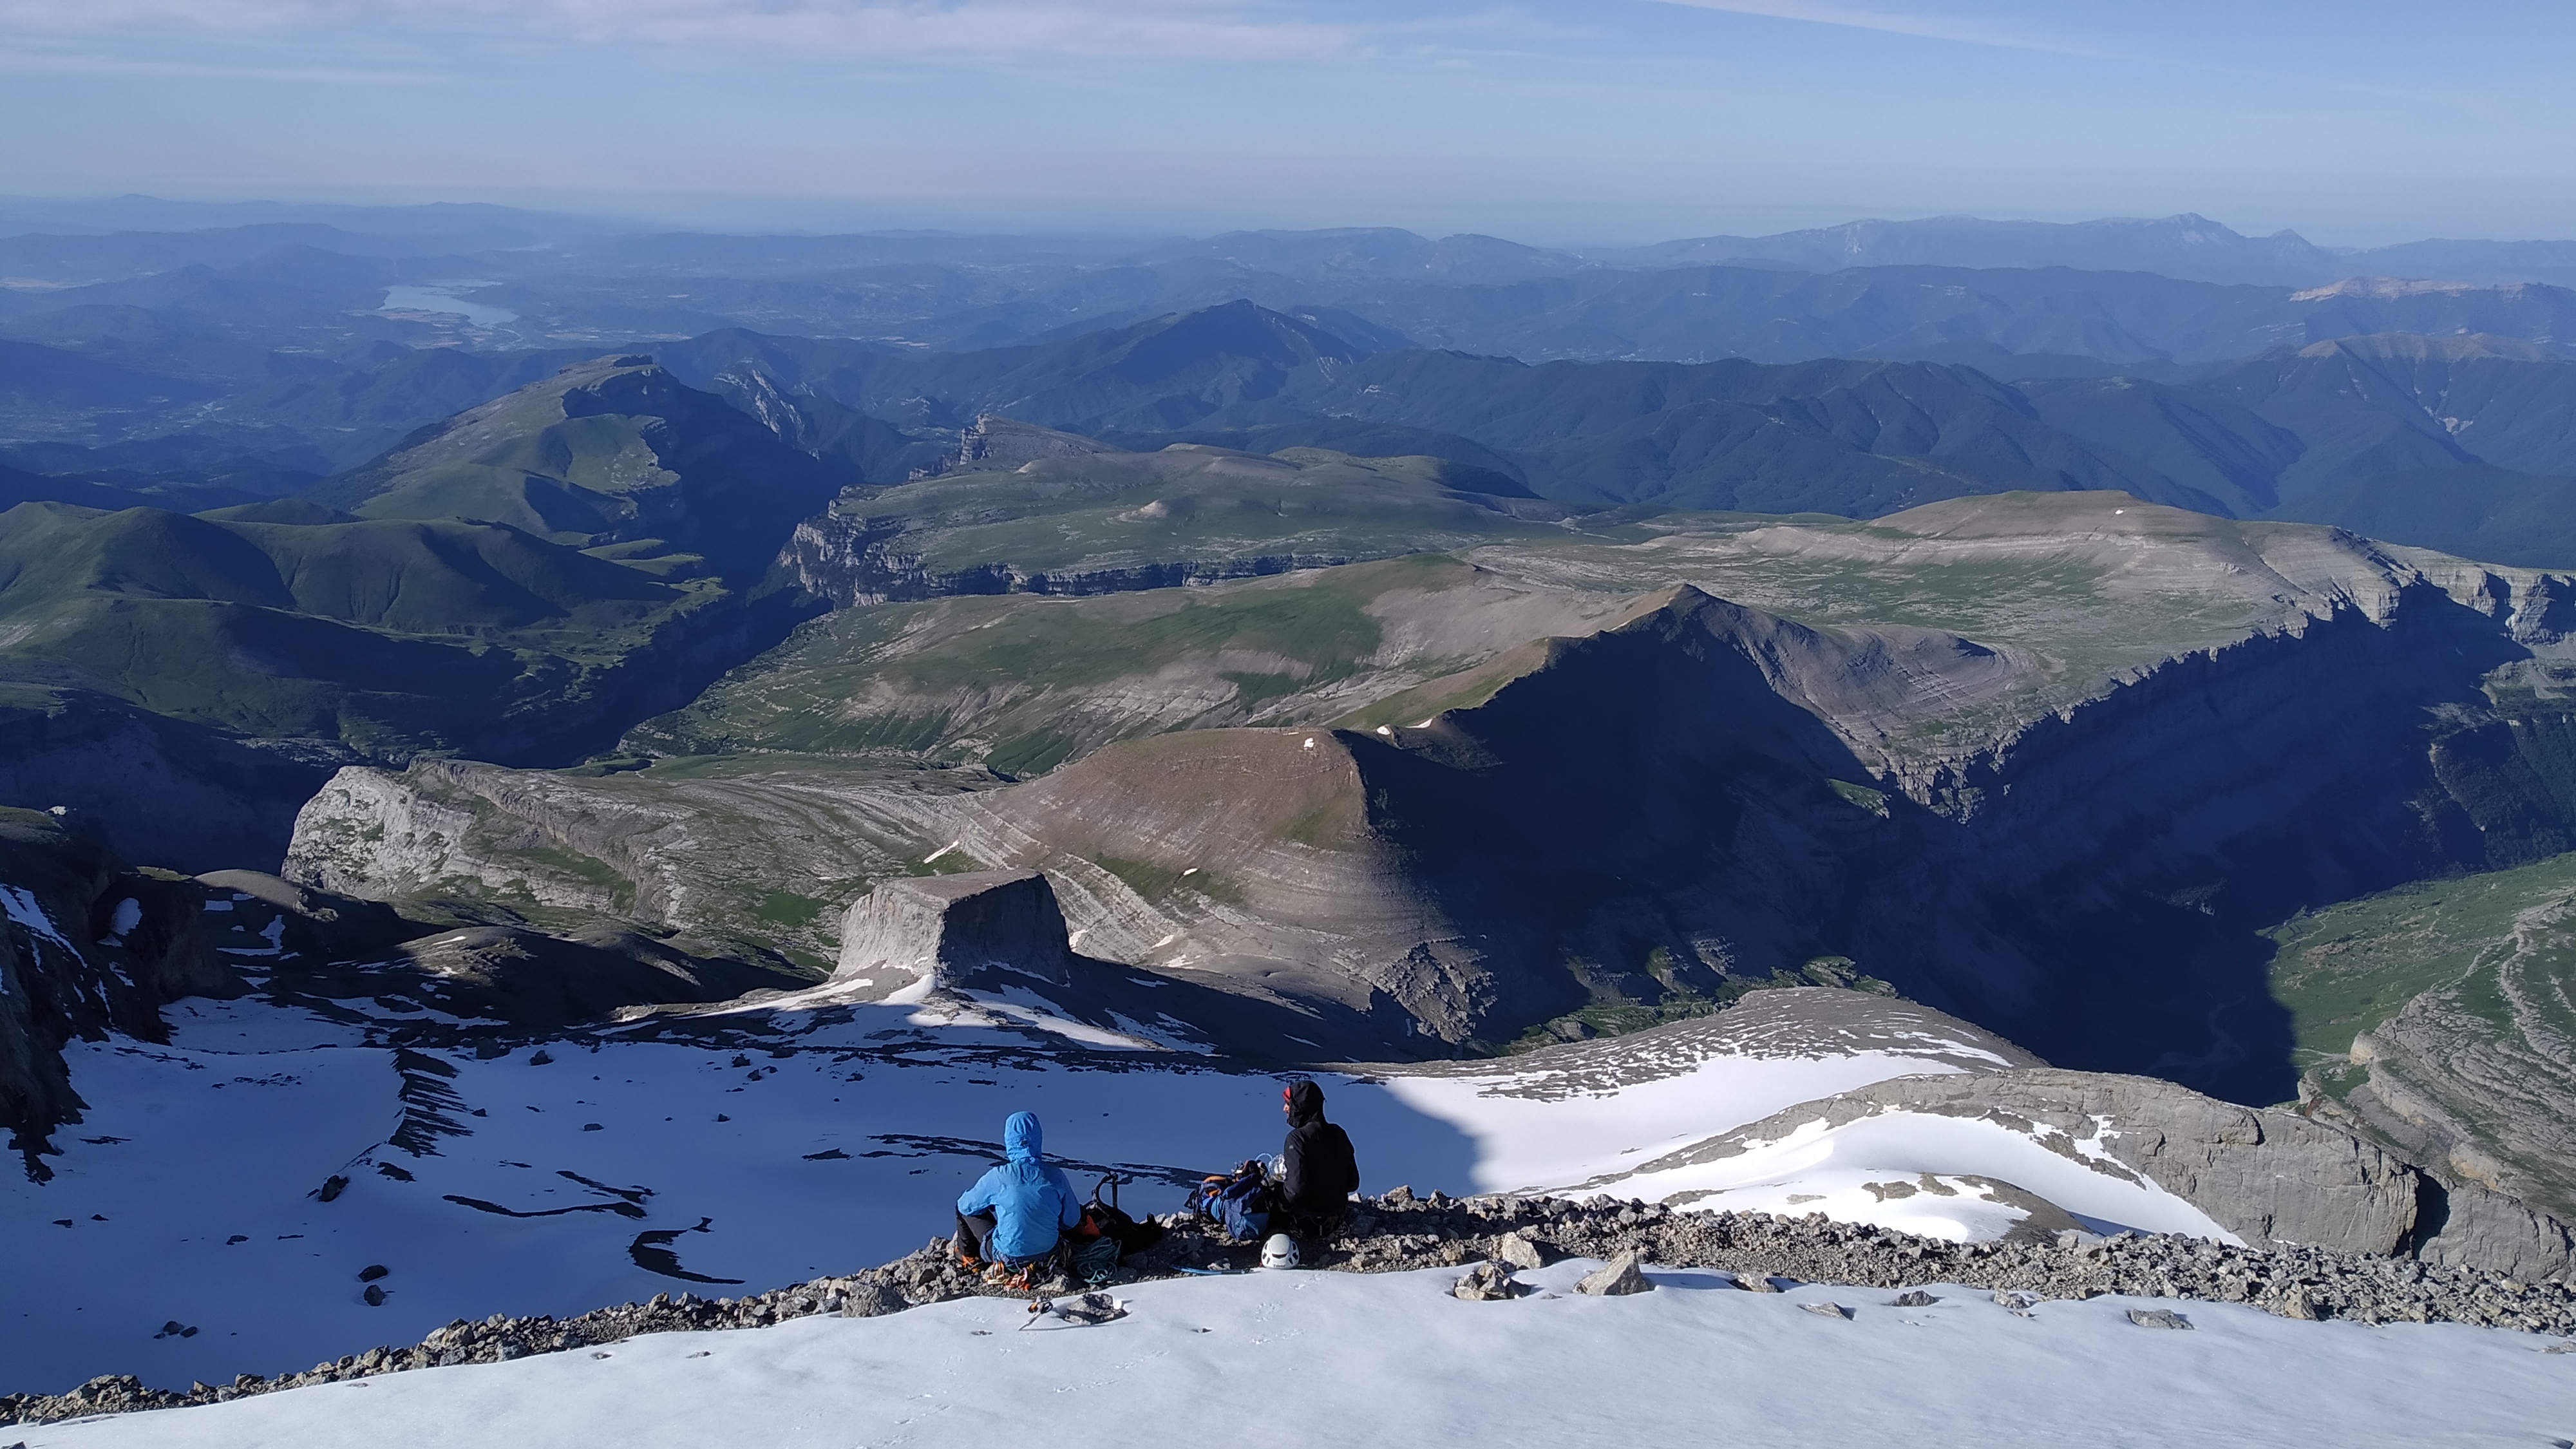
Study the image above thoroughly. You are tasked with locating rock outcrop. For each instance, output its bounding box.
[0,808,234,1179]
[194,870,427,964]
[833,871,1074,993]
[280,755,985,974]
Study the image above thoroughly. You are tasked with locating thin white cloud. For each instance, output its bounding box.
[0,0,1360,61]
[1647,0,2114,59]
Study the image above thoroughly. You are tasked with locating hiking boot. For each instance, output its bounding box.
[983,1262,1033,1289]
[955,1248,985,1272]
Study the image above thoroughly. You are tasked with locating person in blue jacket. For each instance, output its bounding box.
[953,1110,1081,1280]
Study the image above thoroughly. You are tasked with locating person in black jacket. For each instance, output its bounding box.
[1277,1077,1359,1234]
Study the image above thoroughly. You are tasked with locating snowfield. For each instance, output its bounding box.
[20,1261,2576,1449]
[7,986,2208,1396]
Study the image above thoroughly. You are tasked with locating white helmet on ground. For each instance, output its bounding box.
[1260,1233,1300,1269]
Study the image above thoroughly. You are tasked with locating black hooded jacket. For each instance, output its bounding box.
[1280,1079,1359,1218]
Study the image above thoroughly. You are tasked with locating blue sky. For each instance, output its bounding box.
[1,1,2571,244]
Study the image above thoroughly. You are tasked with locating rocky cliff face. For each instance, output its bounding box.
[280,755,1001,974]
[833,871,1074,992]
[784,506,1369,608]
[0,809,233,1179]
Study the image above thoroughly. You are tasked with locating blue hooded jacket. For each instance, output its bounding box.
[956,1111,1081,1262]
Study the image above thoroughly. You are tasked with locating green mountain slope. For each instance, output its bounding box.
[0,355,848,770]
[1260,349,2237,513]
[2269,851,2576,1221]
[631,552,1648,773]
[2265,466,2576,569]
[0,500,719,756]
[779,417,1558,607]
[658,301,1371,438]
[311,354,844,585]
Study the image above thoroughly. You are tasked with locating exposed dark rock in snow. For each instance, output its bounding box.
[191,871,425,961]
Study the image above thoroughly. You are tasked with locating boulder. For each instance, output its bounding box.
[1573,1250,1651,1296]
[1451,1262,1516,1302]
[835,871,1075,993]
[1494,1231,1555,1271]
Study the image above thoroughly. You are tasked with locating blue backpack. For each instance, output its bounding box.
[1189,1160,1273,1241]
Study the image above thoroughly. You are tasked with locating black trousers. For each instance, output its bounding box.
[1282,1206,1348,1239]
[956,1210,1063,1267]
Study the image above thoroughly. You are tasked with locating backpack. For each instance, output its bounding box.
[1188,1160,1273,1242]
[1077,1173,1166,1262]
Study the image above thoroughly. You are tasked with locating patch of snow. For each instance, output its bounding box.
[954,985,1166,1052]
[1366,1050,1976,1195]
[218,918,289,959]
[1,882,75,957]
[1582,1110,2237,1242]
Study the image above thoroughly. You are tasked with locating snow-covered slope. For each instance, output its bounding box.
[0,983,2165,1396]
[24,1261,2576,1449]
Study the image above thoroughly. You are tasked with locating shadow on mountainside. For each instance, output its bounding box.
[1246,583,2543,1108]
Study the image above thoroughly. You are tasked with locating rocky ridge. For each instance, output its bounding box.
[14,1188,2576,1427]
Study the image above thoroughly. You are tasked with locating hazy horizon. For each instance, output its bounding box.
[5,2,2573,248]
[3,190,2572,256]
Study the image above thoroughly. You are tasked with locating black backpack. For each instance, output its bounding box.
[1081,1173,1166,1260]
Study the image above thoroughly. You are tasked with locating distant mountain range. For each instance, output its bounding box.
[649,303,2576,565]
[4,216,2571,495]
[8,202,2574,285]
[1602,213,2576,289]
